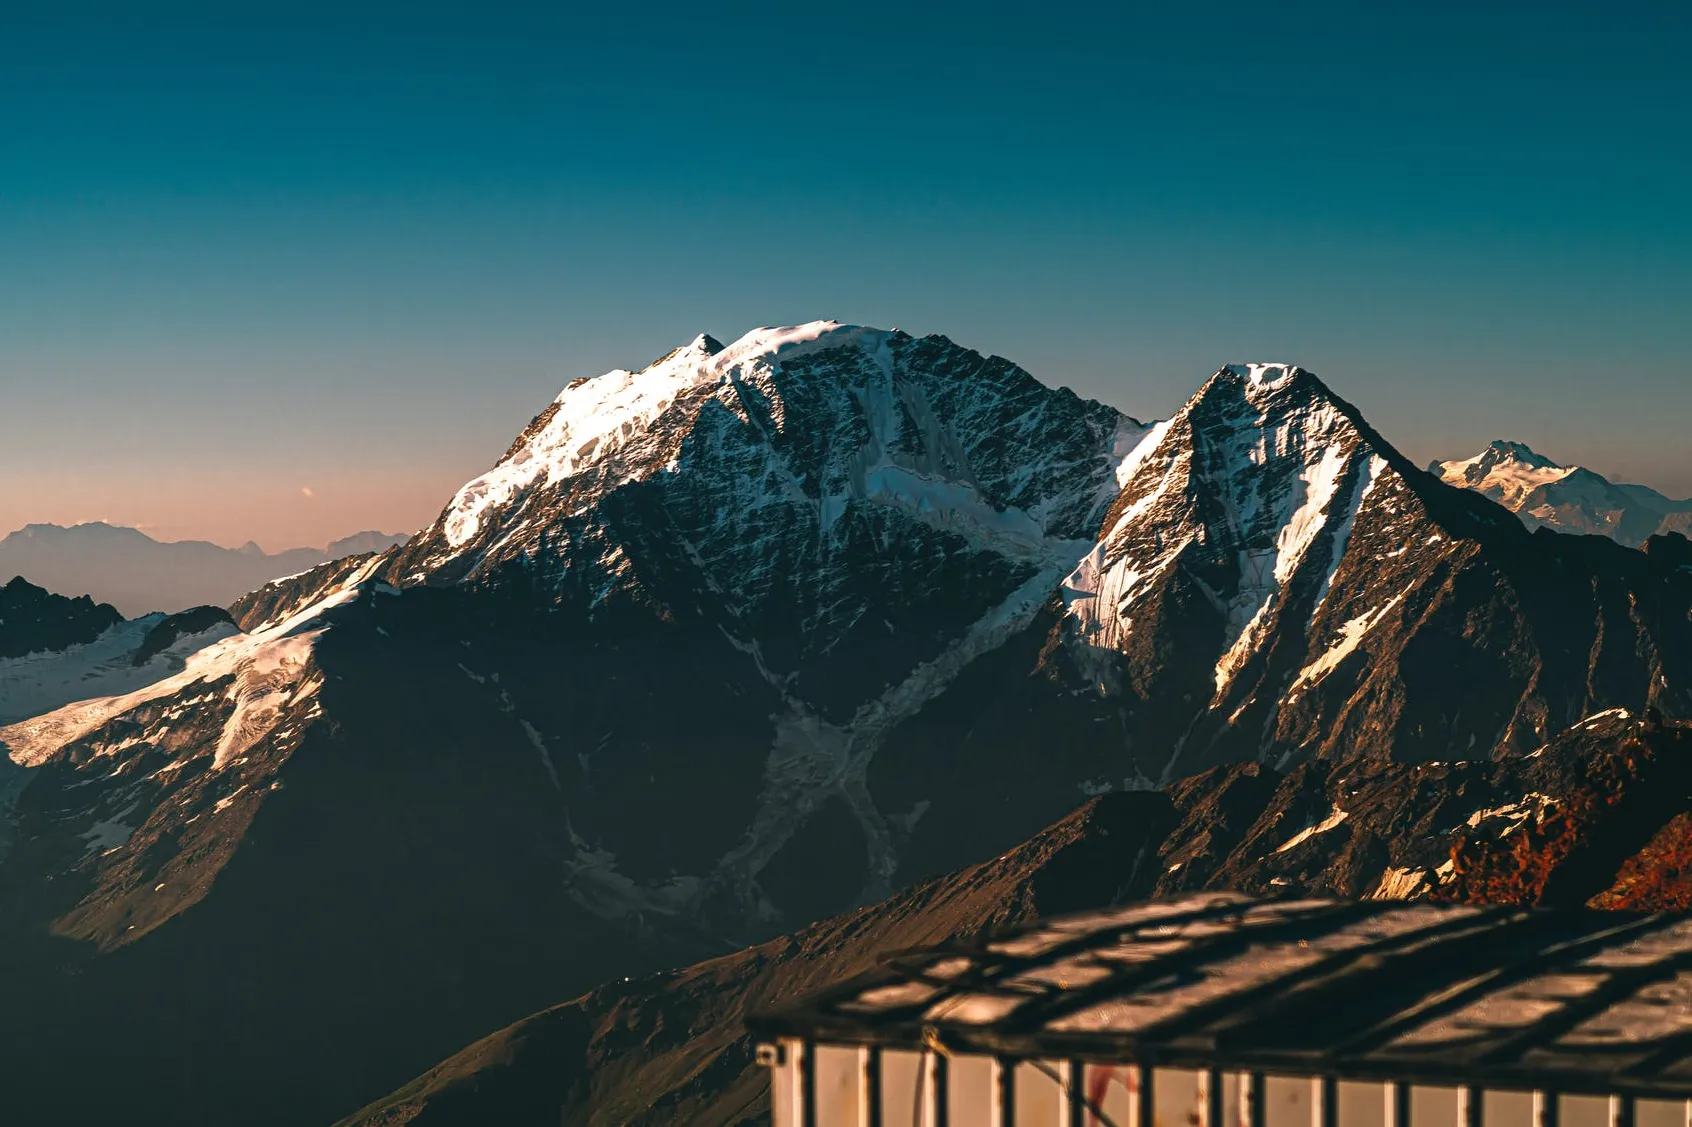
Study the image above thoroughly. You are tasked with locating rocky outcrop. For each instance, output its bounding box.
[335,791,1174,1127]
[0,576,122,659]
[339,716,1692,1127]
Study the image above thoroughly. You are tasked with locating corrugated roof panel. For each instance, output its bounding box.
[748,893,1692,1096]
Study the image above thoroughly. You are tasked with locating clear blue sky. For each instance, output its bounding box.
[3,0,1688,548]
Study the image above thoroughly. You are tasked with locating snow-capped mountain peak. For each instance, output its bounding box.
[1224,362,1303,391]
[400,321,1141,598]
[1432,439,1572,508]
[432,322,889,553]
[1433,440,1692,545]
[1065,363,1400,752]
[4,326,1690,1127]
[1481,438,1560,468]
[0,557,381,770]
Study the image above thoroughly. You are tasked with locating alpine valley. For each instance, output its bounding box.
[2,323,1689,1126]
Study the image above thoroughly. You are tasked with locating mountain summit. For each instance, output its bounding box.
[1,324,1689,1125]
[1433,441,1692,545]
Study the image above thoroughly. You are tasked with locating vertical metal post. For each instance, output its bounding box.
[1610,1095,1636,1127]
[860,1047,882,1127]
[800,1040,818,1127]
[1533,1092,1558,1127]
[784,1041,806,1127]
[1060,1061,1083,1127]
[990,1057,1016,1127]
[1198,1068,1224,1127]
[924,1052,949,1127]
[1238,1069,1265,1123]
[1240,1072,1266,1127]
[1135,1064,1156,1127]
[1312,1076,1337,1127]
[1458,1086,1484,1127]
[1386,1082,1412,1127]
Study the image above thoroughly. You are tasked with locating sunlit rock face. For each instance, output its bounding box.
[1433,439,1692,545]
[2,324,1689,1127]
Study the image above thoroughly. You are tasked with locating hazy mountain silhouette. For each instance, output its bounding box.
[0,522,407,616]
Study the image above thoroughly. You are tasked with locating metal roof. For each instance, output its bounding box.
[747,892,1692,1099]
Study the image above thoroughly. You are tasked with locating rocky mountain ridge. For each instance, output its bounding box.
[341,711,1692,1127]
[1433,439,1692,545]
[0,577,238,728]
[1041,371,1692,783]
[0,322,1688,1125]
[0,575,124,660]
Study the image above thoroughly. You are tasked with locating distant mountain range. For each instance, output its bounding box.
[0,323,1689,1124]
[0,522,408,616]
[1433,440,1692,546]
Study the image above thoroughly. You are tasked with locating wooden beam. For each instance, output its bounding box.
[1239,1072,1265,1127]
[860,1047,882,1127]
[1610,1095,1635,1127]
[1312,1075,1337,1127]
[1386,1082,1412,1127]
[1199,1068,1224,1127]
[1458,1085,1484,1127]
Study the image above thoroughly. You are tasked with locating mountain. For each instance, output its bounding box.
[0,323,1688,1125]
[0,576,123,661]
[336,790,1175,1127]
[1027,369,1692,786]
[0,522,409,616]
[339,712,1692,1127]
[1153,706,1692,907]
[1433,440,1692,546]
[0,324,1147,1125]
[0,577,237,728]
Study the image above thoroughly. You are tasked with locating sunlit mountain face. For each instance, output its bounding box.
[1433,440,1692,545]
[2,324,1689,1126]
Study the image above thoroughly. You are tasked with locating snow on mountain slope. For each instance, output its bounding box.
[1059,364,1403,771]
[0,556,385,922]
[1434,440,1570,506]
[0,557,380,769]
[1433,440,1692,546]
[1045,366,1692,783]
[3,322,1152,938]
[376,322,1153,920]
[0,324,1166,1127]
[394,321,1142,595]
[385,316,1150,737]
[2,326,1691,1127]
[0,613,237,726]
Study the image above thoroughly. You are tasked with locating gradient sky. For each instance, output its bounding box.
[3,0,1688,550]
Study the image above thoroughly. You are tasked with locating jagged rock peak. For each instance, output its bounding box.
[644,331,727,370]
[392,320,1142,593]
[1482,438,1560,467]
[1432,439,1565,483]
[1431,439,1692,546]
[1221,362,1307,392]
[1064,355,1394,748]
